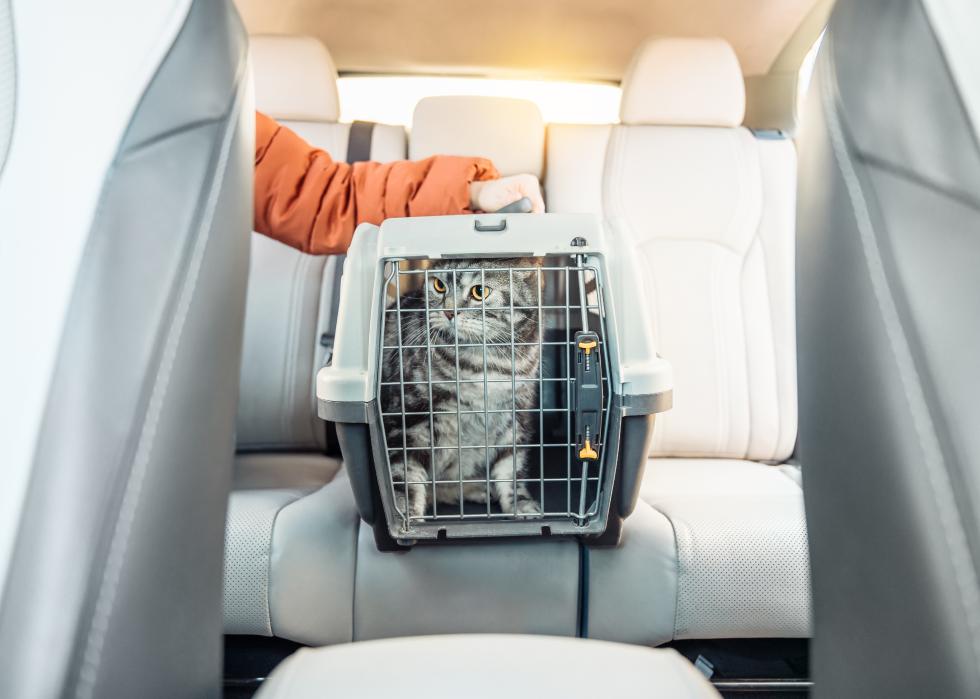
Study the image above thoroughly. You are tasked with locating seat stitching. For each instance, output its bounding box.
[74,59,247,699]
[822,46,980,671]
[280,252,302,444]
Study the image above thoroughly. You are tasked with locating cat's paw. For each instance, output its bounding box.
[394,490,427,519]
[515,497,542,517]
[462,483,488,503]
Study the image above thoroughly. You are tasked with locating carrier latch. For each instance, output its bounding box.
[573,331,603,462]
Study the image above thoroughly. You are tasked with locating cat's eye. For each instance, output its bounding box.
[431,277,447,294]
[470,285,491,301]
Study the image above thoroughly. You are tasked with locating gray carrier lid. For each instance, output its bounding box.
[317,213,673,421]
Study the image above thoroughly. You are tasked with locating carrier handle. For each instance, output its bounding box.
[494,196,533,214]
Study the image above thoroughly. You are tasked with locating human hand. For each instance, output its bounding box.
[469,174,545,213]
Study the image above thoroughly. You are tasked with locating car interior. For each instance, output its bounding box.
[2,0,979,697]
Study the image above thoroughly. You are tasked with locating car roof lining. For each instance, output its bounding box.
[234,0,833,132]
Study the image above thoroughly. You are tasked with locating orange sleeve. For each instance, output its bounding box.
[253,112,499,255]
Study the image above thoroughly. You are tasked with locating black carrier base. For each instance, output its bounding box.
[334,413,656,552]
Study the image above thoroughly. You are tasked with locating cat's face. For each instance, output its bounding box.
[419,260,540,344]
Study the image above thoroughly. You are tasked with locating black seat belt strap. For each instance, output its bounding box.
[346,120,376,163]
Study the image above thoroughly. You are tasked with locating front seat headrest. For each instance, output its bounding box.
[251,35,341,122]
[620,37,745,127]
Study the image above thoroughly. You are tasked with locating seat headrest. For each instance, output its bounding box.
[410,96,545,178]
[620,38,745,127]
[251,35,340,122]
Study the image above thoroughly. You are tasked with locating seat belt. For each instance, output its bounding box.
[346,120,376,163]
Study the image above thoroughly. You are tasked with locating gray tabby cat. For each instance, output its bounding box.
[382,258,542,521]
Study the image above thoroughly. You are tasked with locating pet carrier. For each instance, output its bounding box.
[317,212,672,549]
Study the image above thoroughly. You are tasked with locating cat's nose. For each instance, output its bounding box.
[444,310,455,321]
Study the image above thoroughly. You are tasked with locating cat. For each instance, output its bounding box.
[381,258,542,522]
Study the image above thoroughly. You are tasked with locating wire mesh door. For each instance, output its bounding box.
[378,255,612,536]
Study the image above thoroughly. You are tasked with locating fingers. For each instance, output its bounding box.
[513,173,546,213]
[470,174,546,213]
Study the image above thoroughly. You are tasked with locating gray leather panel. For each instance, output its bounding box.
[268,472,360,646]
[223,469,580,646]
[256,636,720,699]
[0,1,250,698]
[224,489,307,636]
[0,0,13,177]
[797,1,980,697]
[830,0,980,202]
[354,532,580,641]
[588,502,679,646]
[589,460,810,644]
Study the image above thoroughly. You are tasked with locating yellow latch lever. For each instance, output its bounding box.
[578,338,598,356]
[579,439,599,461]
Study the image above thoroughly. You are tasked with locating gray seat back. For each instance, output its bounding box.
[797,0,980,696]
[0,1,252,697]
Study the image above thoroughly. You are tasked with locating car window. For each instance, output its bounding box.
[337,75,620,125]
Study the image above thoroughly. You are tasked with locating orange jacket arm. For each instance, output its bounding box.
[253,112,500,255]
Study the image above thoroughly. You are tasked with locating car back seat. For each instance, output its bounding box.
[223,35,407,644]
[224,68,582,644]
[548,37,811,644]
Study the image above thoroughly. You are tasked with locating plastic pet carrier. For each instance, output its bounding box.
[317,212,672,549]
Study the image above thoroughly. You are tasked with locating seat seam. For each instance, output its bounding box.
[280,251,303,444]
[822,44,980,673]
[750,139,782,461]
[74,51,248,699]
[648,502,683,640]
[264,488,308,637]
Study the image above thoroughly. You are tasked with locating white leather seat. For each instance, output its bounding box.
[222,36,406,642]
[549,38,811,643]
[255,635,720,698]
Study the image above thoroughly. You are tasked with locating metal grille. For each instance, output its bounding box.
[377,256,612,537]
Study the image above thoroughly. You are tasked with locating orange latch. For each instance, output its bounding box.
[578,338,598,355]
[579,439,599,461]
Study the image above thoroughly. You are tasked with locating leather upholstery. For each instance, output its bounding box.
[590,460,810,645]
[255,635,720,699]
[410,96,545,177]
[797,1,980,697]
[545,38,809,643]
[251,35,340,122]
[544,124,609,215]
[0,1,251,697]
[0,0,11,176]
[620,38,745,127]
[604,125,798,461]
[234,37,405,451]
[225,468,579,645]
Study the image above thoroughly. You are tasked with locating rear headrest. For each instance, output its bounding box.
[410,97,545,178]
[251,35,340,122]
[620,38,745,127]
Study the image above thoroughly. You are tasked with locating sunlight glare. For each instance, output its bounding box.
[337,76,621,125]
